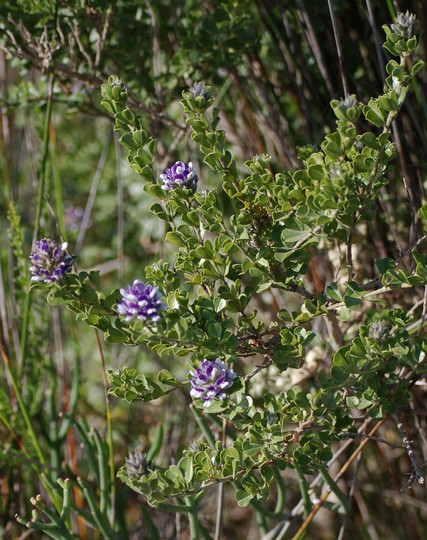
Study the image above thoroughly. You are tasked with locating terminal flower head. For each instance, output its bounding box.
[391,12,419,40]
[339,95,358,110]
[189,81,211,101]
[369,321,389,343]
[125,448,155,479]
[190,358,237,408]
[160,161,199,191]
[29,238,74,283]
[117,280,167,323]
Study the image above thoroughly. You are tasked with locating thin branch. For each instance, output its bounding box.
[289,419,385,540]
[339,431,404,449]
[67,20,94,73]
[76,127,112,255]
[95,3,115,68]
[114,132,124,287]
[326,0,349,97]
[337,451,363,540]
[214,417,228,540]
[244,354,274,382]
[418,286,427,336]
[394,413,425,490]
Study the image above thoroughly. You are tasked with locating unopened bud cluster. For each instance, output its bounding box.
[369,321,390,343]
[391,12,419,40]
[125,448,155,479]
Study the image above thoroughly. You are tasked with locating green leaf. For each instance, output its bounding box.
[150,203,169,220]
[363,106,384,127]
[178,457,193,484]
[206,321,223,339]
[119,132,139,150]
[280,228,311,247]
[235,490,253,507]
[157,370,178,386]
[339,306,351,321]
[145,183,164,198]
[411,59,425,77]
[256,281,272,293]
[307,164,324,182]
[331,365,349,383]
[104,328,127,343]
[325,282,342,301]
[346,396,359,408]
[358,132,379,149]
[376,257,395,275]
[213,297,227,313]
[165,231,186,247]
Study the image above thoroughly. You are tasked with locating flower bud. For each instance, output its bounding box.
[125,448,155,479]
[391,12,419,41]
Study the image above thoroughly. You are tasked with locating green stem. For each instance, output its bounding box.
[385,0,396,19]
[295,466,312,540]
[50,122,66,240]
[3,353,45,465]
[20,72,55,377]
[94,329,116,527]
[190,404,217,449]
[319,466,351,514]
[296,466,312,515]
[185,496,200,540]
[140,506,160,540]
[77,477,116,540]
[273,467,286,515]
[157,503,192,512]
[33,72,54,241]
[0,356,64,512]
[146,422,164,462]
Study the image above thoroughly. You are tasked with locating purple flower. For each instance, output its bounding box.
[190,358,237,408]
[159,161,198,191]
[117,280,167,323]
[29,238,74,283]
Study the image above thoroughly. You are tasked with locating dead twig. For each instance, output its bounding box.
[394,412,425,490]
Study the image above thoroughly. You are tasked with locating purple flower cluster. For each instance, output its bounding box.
[160,161,198,191]
[117,280,167,323]
[190,358,237,408]
[29,238,74,283]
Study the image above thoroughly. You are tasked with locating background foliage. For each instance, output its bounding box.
[1,1,427,539]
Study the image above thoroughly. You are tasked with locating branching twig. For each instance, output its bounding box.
[289,419,385,540]
[244,354,274,382]
[339,431,404,449]
[327,0,349,97]
[394,413,425,490]
[95,3,115,68]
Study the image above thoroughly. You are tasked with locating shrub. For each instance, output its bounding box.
[1,2,426,539]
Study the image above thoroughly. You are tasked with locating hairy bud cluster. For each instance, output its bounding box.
[125,449,155,479]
